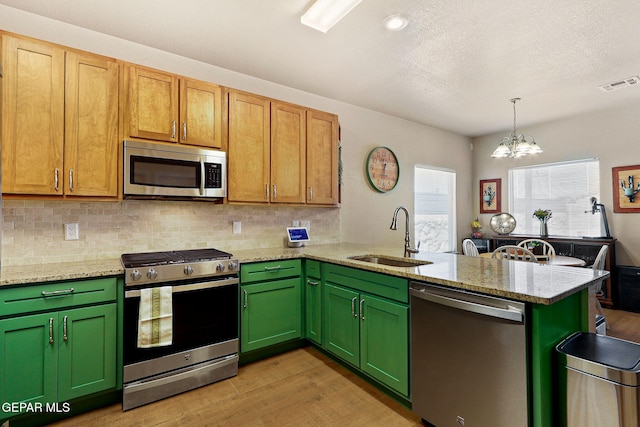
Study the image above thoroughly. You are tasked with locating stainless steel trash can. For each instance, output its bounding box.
[557,332,640,427]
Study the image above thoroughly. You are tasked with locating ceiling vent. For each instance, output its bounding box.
[599,76,640,92]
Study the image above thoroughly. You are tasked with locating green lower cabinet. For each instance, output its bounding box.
[323,282,409,397]
[0,312,58,405]
[305,276,322,345]
[240,277,302,353]
[0,303,117,416]
[58,304,117,401]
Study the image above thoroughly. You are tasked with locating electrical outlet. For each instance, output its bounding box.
[292,220,300,227]
[232,221,241,234]
[64,223,79,240]
[301,220,311,229]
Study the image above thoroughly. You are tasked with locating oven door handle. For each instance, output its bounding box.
[125,277,238,298]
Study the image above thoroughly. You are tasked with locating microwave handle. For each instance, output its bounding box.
[199,159,205,196]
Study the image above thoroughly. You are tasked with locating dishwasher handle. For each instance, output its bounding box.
[410,286,524,323]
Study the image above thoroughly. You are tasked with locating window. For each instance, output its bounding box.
[414,166,456,252]
[508,159,601,237]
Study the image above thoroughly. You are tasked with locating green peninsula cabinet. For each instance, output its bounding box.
[240,260,303,353]
[322,263,409,397]
[0,277,118,423]
[305,260,322,345]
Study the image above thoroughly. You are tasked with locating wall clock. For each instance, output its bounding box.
[366,146,399,192]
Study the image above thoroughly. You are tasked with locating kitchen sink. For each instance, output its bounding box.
[348,255,432,268]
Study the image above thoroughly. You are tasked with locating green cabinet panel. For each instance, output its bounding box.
[305,275,322,346]
[240,259,301,284]
[323,283,360,366]
[0,312,58,405]
[241,277,302,353]
[360,294,408,396]
[58,303,117,401]
[0,277,117,317]
[324,263,408,303]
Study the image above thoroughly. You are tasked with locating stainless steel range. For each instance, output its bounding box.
[121,248,239,411]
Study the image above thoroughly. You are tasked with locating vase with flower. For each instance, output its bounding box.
[532,209,552,237]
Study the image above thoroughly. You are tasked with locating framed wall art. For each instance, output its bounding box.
[612,164,640,213]
[480,179,501,213]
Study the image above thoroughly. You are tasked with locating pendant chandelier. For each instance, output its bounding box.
[491,98,542,158]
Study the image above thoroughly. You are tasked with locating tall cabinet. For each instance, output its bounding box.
[1,34,119,197]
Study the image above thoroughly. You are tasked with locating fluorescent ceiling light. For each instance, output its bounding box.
[301,0,363,33]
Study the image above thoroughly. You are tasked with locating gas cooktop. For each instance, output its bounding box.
[121,248,233,268]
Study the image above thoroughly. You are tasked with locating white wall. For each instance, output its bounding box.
[472,104,640,266]
[0,6,473,263]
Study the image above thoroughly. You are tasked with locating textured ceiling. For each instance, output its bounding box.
[2,0,640,137]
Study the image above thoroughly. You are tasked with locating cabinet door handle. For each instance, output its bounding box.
[69,169,74,192]
[307,279,319,286]
[182,122,187,140]
[265,184,269,199]
[63,316,68,341]
[171,120,177,139]
[359,298,365,321]
[351,296,358,318]
[49,317,54,344]
[54,168,60,192]
[273,184,277,200]
[243,289,248,309]
[309,187,313,200]
[263,265,281,272]
[41,288,75,297]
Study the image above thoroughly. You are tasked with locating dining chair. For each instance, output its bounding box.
[591,245,609,317]
[491,245,539,263]
[517,239,556,257]
[462,239,480,256]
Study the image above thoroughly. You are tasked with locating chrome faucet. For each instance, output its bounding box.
[390,206,420,258]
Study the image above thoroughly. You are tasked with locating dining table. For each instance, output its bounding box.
[479,252,587,267]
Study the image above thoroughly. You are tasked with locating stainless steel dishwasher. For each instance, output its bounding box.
[410,282,528,427]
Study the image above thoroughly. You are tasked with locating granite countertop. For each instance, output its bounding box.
[0,242,609,305]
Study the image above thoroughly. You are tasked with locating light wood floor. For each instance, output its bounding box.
[49,309,640,427]
[603,307,640,342]
[51,346,422,427]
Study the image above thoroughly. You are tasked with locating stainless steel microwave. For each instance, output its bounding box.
[123,140,226,199]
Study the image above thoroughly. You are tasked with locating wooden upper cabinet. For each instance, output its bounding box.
[180,79,222,148]
[1,35,65,195]
[307,110,339,206]
[271,102,306,204]
[228,91,271,203]
[126,65,179,142]
[64,51,119,197]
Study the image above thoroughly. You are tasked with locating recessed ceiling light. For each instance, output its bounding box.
[382,14,408,31]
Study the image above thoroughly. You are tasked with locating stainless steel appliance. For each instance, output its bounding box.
[123,140,226,200]
[121,248,239,411]
[410,282,528,427]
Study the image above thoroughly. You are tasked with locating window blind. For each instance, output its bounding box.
[508,159,601,237]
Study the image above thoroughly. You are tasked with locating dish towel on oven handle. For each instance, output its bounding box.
[138,286,173,348]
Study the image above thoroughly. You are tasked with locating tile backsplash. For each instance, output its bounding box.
[1,200,340,266]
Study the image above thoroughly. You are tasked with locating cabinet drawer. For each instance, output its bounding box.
[324,263,408,303]
[0,277,117,317]
[306,260,321,278]
[241,259,301,284]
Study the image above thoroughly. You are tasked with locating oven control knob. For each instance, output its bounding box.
[184,265,194,276]
[228,261,237,271]
[216,263,226,273]
[130,269,142,281]
[147,268,158,280]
